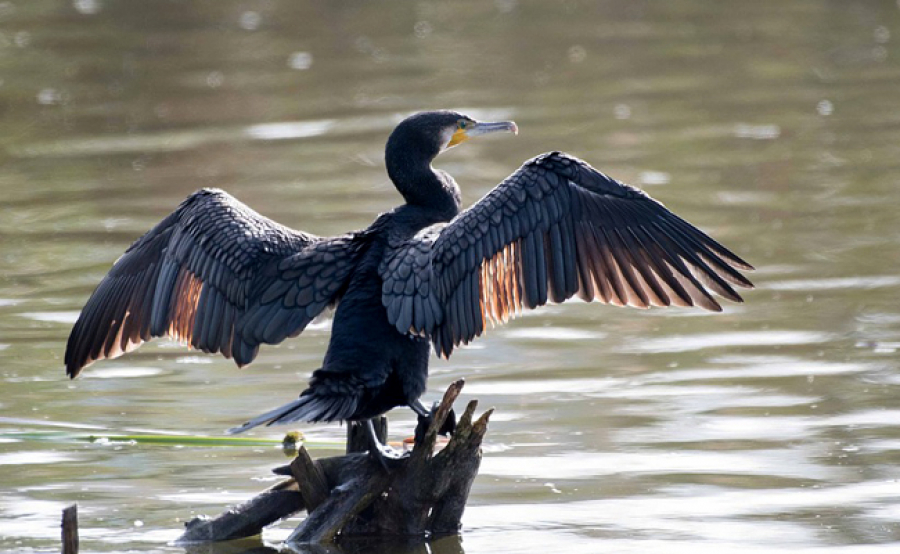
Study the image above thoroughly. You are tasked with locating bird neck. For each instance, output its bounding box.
[387,156,461,220]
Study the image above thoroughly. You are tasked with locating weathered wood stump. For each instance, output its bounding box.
[178,380,491,547]
[62,504,78,554]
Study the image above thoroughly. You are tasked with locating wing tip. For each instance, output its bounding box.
[729,257,755,272]
[64,347,94,379]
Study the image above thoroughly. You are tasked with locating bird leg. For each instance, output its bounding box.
[365,419,409,471]
[412,400,456,444]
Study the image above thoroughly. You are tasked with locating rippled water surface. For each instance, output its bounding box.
[2,1,900,552]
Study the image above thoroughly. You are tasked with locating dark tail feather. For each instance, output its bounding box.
[226,393,359,435]
[227,396,310,434]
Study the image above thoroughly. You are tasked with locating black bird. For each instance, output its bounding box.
[65,110,754,460]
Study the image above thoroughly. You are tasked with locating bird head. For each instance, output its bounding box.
[385,111,518,210]
[387,111,518,165]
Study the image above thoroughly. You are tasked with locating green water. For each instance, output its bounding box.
[1,1,900,552]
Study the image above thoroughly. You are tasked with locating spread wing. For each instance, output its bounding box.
[65,188,364,377]
[380,152,754,358]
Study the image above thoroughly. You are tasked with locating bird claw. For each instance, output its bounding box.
[414,401,456,444]
[362,419,410,471]
[369,442,410,471]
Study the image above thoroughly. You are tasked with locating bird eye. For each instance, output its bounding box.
[458,120,467,130]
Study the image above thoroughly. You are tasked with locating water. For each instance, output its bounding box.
[2,0,900,552]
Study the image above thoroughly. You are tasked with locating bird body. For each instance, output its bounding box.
[295,219,434,424]
[65,111,754,443]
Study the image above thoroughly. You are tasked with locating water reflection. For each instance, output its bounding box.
[177,535,465,554]
[182,537,465,554]
[183,539,280,554]
[285,536,464,554]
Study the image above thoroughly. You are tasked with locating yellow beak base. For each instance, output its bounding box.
[447,128,469,148]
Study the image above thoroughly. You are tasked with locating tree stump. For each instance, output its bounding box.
[178,379,491,547]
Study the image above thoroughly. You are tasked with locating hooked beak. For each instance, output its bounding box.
[447,120,518,148]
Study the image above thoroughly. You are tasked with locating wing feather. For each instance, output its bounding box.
[65,189,364,377]
[379,152,754,358]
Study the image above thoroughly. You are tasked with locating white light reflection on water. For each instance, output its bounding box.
[0,498,71,541]
[8,119,336,158]
[501,327,605,341]
[81,367,164,379]
[642,356,873,383]
[627,331,833,354]
[767,276,900,292]
[16,311,80,324]
[155,491,257,504]
[244,120,336,141]
[466,377,621,396]
[481,448,838,480]
[0,451,78,465]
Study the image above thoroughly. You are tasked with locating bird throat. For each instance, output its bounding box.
[388,157,460,218]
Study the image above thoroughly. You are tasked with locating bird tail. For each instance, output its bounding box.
[227,392,359,435]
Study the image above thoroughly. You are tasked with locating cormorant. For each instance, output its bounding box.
[65,110,753,461]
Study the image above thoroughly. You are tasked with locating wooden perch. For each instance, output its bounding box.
[180,478,304,542]
[177,380,492,547]
[62,504,78,554]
